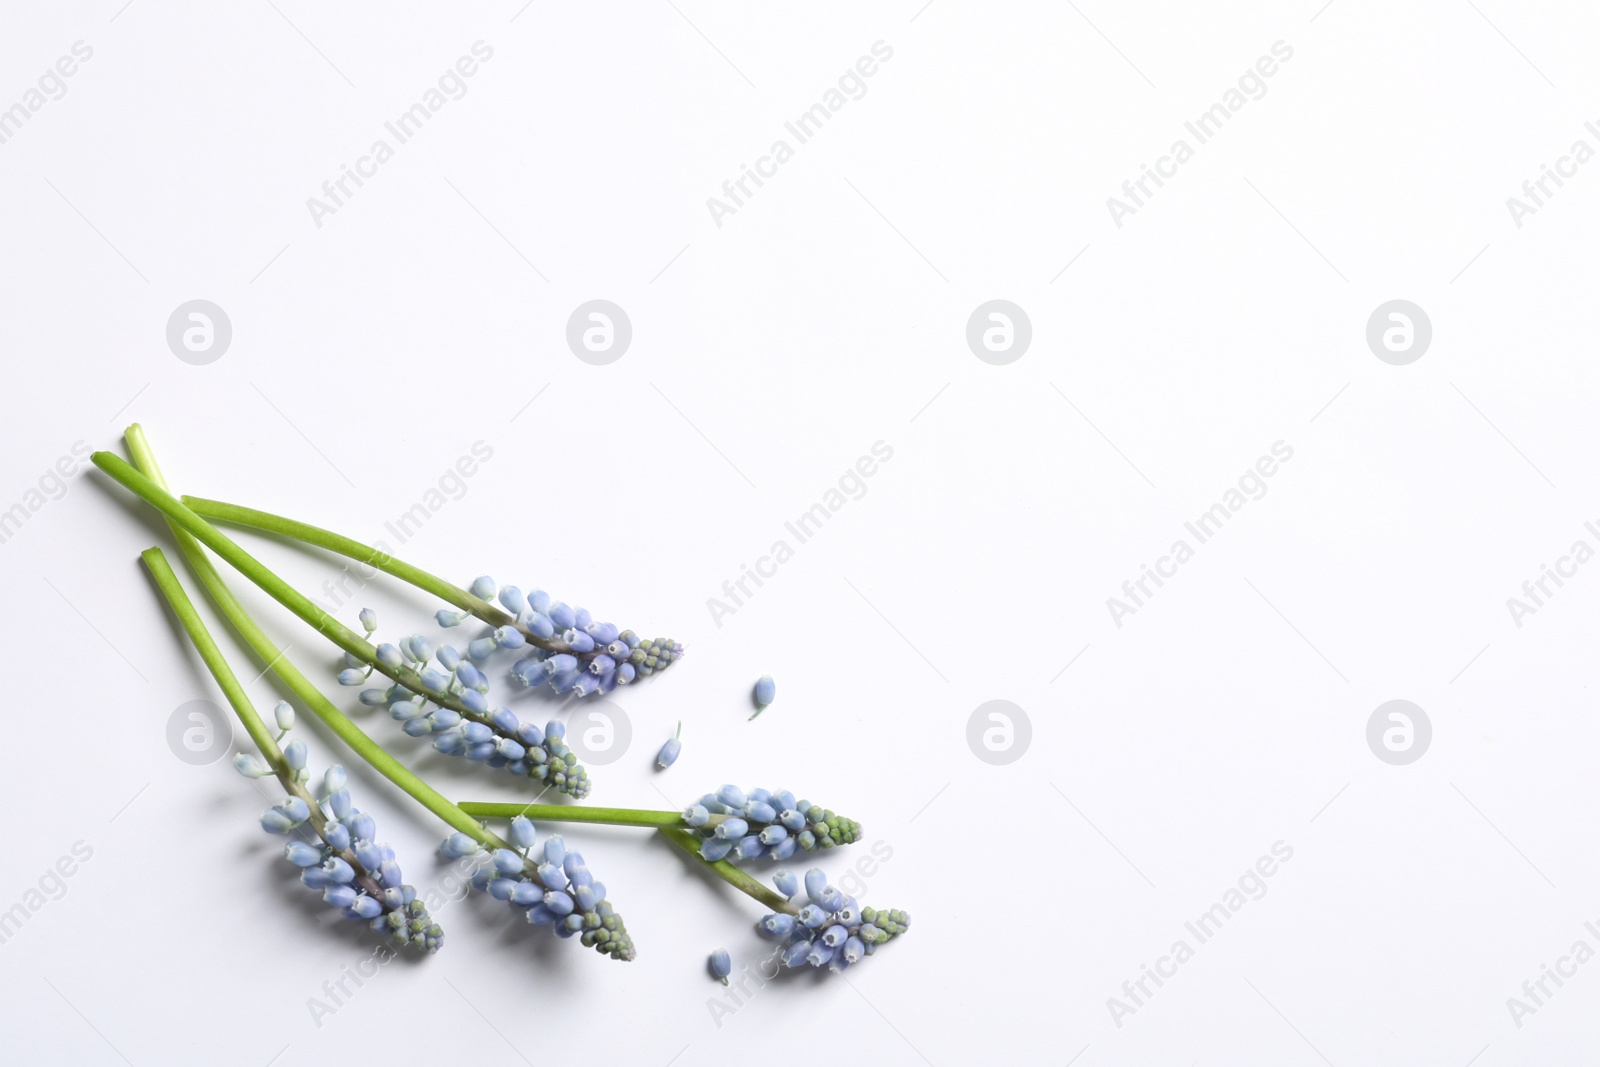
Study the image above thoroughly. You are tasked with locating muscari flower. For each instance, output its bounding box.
[353,614,592,798]
[656,722,683,769]
[450,816,634,962]
[751,675,775,718]
[756,867,908,973]
[250,761,442,953]
[438,578,682,697]
[685,787,861,863]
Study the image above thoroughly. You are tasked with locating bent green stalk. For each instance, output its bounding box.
[93,448,487,725]
[659,829,795,913]
[180,496,575,655]
[119,425,497,847]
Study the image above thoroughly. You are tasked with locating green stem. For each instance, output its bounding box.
[93,450,488,724]
[180,496,578,656]
[459,802,721,830]
[119,426,498,847]
[141,546,284,775]
[659,828,796,913]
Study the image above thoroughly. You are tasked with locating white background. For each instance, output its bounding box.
[2,1,1599,1064]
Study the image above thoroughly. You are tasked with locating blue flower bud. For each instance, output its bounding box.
[338,668,366,686]
[754,675,776,707]
[574,607,592,630]
[543,835,566,868]
[528,589,551,613]
[470,576,496,600]
[759,825,788,846]
[586,621,620,644]
[418,667,450,692]
[563,852,587,881]
[328,789,353,820]
[615,662,637,685]
[436,608,468,628]
[683,804,709,827]
[321,857,356,883]
[822,924,849,948]
[325,822,351,851]
[526,613,555,639]
[348,813,375,841]
[548,601,576,629]
[280,796,310,823]
[511,881,541,906]
[467,637,497,661]
[526,904,558,926]
[493,849,524,875]
[300,866,332,889]
[437,645,463,671]
[805,869,828,904]
[772,870,799,898]
[499,586,526,614]
[819,887,845,913]
[715,818,749,840]
[359,688,389,706]
[543,890,575,916]
[233,753,271,778]
[774,790,797,812]
[843,935,866,964]
[709,948,732,983]
[495,626,525,650]
[429,710,461,730]
[563,629,596,653]
[352,894,384,919]
[320,766,346,797]
[768,837,797,861]
[284,841,323,867]
[358,608,378,633]
[463,722,493,744]
[587,653,616,675]
[699,838,734,862]
[545,721,566,741]
[274,701,295,733]
[745,801,777,823]
[323,884,357,909]
[488,878,517,901]
[509,816,536,850]
[718,785,747,810]
[284,740,307,773]
[355,842,383,871]
[442,833,480,858]
[779,809,806,831]
[781,940,812,968]
[574,883,603,911]
[806,942,834,968]
[759,913,797,938]
[407,636,434,663]
[498,739,526,762]
[376,643,403,669]
[734,835,765,860]
[459,688,488,714]
[656,722,683,769]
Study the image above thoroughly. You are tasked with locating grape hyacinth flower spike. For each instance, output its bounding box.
[435,577,683,698]
[447,818,635,961]
[688,787,862,863]
[756,867,908,973]
[253,760,443,953]
[351,611,593,798]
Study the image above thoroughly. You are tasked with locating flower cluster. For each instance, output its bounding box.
[685,786,862,863]
[445,816,635,962]
[439,577,683,697]
[249,760,442,953]
[757,868,908,973]
[346,615,591,798]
